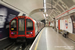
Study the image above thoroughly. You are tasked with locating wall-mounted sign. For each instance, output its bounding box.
[0,4,19,39]
[65,20,68,29]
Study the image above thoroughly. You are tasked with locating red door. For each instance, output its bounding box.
[58,20,60,30]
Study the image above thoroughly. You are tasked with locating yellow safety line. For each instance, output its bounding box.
[34,29,44,50]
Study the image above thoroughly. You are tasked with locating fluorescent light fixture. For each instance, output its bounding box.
[44,0,46,13]
[43,14,46,18]
[46,14,48,16]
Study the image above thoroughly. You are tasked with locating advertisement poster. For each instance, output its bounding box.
[0,4,19,39]
[65,19,68,29]
[70,15,75,33]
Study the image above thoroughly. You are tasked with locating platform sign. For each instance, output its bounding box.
[0,4,19,39]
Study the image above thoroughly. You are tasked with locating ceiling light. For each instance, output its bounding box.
[44,0,46,13]
[43,14,46,18]
[46,14,48,16]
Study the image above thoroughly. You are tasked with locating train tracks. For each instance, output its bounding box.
[3,39,34,50]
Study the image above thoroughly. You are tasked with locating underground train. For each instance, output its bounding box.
[9,16,44,39]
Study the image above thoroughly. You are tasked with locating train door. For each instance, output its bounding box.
[58,20,60,30]
[26,19,33,34]
[11,19,17,31]
[18,19,25,35]
[10,19,17,38]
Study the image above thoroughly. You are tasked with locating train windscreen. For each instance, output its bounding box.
[19,19,25,31]
[26,19,33,31]
[11,19,17,31]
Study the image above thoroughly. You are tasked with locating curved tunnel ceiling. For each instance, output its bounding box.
[1,0,75,21]
[29,8,45,21]
[2,0,44,21]
[46,0,75,21]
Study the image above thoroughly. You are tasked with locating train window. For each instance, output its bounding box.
[26,19,33,31]
[11,19,17,31]
[18,19,25,31]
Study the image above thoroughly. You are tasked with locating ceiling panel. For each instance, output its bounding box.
[55,8,61,14]
[54,11,58,16]
[52,15,54,18]
[58,1,67,10]
[31,12,44,21]
[3,0,44,21]
[51,14,54,18]
[51,0,55,6]
[56,5,63,13]
[46,0,51,4]
[47,9,51,14]
[54,0,57,2]
[53,11,57,17]
[62,0,75,8]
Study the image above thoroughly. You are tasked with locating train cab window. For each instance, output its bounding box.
[26,19,33,31]
[18,19,25,31]
[11,19,17,31]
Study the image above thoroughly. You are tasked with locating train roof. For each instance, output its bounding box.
[10,16,34,22]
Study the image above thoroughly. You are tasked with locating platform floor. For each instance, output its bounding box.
[29,27,75,50]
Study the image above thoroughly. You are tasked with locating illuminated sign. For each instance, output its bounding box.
[18,16,25,18]
[11,28,14,30]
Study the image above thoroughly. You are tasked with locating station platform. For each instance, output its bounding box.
[29,27,75,50]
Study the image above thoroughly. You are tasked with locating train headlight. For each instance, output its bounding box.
[30,32,32,34]
[11,32,16,34]
[27,32,32,34]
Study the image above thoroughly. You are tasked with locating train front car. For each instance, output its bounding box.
[25,16,35,38]
[9,16,35,39]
